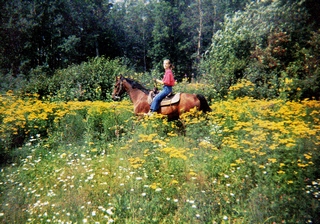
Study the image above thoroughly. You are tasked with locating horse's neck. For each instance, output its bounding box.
[127,87,147,104]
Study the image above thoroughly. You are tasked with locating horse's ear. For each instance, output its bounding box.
[116,74,124,81]
[120,74,125,80]
[132,81,137,89]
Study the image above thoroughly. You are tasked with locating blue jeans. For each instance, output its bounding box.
[150,85,172,112]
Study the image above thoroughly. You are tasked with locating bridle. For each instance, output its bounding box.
[113,78,124,100]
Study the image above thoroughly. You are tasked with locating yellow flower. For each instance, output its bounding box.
[235,159,245,164]
[284,78,293,84]
[268,158,277,163]
[143,149,150,156]
[138,133,158,142]
[269,144,277,150]
[170,180,179,185]
[286,142,296,148]
[150,182,160,190]
[128,157,145,169]
[304,153,312,160]
[297,163,308,168]
[167,131,178,137]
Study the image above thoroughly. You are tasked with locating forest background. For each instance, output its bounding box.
[1,0,320,101]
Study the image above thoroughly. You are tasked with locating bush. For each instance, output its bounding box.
[23,57,130,101]
[0,73,27,94]
[172,77,219,102]
[0,93,133,161]
[200,1,317,100]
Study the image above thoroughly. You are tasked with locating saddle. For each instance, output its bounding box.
[148,90,181,106]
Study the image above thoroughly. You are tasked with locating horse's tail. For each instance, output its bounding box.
[196,94,212,113]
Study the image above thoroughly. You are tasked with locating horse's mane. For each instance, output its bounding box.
[124,78,150,95]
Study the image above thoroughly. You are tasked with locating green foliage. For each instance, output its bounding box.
[0,0,115,76]
[24,57,129,101]
[0,0,255,83]
[281,30,320,99]
[1,97,320,222]
[22,66,52,97]
[174,78,218,102]
[0,73,27,93]
[0,93,134,161]
[1,97,320,223]
[227,79,256,99]
[1,0,320,98]
[200,0,320,100]
[48,103,133,150]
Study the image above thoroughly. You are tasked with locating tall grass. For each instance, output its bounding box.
[0,92,320,223]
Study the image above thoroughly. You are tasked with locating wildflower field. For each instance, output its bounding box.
[1,92,320,223]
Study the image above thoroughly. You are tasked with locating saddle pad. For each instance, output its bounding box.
[147,92,181,106]
[160,93,180,106]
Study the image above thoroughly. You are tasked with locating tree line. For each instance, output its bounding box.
[0,0,257,78]
[1,0,320,99]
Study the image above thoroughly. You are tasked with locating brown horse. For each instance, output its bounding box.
[112,75,211,120]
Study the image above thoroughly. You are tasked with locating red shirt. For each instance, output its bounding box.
[162,69,175,86]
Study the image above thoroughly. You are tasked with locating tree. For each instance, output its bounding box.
[0,0,115,78]
[200,0,312,99]
[108,0,153,72]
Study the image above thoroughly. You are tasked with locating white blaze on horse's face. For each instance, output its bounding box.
[112,78,124,101]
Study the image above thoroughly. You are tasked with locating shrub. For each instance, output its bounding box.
[200,1,315,100]
[0,93,133,161]
[23,57,130,101]
[174,78,217,102]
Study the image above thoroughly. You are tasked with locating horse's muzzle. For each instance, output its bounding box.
[112,95,121,101]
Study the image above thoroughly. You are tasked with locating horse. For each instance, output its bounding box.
[112,75,211,120]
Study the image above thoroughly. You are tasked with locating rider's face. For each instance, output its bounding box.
[163,60,170,70]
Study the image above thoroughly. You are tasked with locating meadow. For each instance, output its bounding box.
[1,87,320,223]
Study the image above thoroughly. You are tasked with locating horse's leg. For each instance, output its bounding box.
[176,118,186,136]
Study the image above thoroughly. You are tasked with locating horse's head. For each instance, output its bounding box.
[112,75,126,101]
